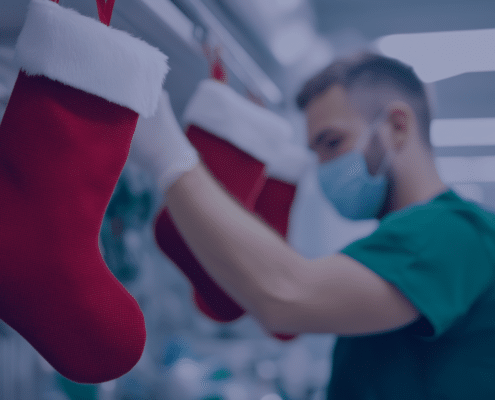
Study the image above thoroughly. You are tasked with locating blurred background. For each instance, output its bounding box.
[1,0,494,399]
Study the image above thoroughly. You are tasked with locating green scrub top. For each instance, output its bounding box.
[327,190,495,400]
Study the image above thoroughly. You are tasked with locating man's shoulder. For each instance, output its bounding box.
[377,191,453,231]
[383,190,495,227]
[366,190,495,250]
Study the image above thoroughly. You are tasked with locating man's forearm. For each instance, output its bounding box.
[166,163,307,328]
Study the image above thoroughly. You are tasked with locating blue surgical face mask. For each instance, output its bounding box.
[317,151,388,220]
[316,119,390,220]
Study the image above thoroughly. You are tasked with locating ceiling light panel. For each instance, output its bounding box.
[376,29,495,82]
[431,118,495,147]
[436,156,495,183]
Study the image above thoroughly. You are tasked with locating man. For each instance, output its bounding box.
[132,53,495,399]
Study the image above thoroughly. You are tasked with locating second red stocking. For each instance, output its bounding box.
[154,79,297,323]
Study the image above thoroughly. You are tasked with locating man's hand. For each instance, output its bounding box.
[128,90,199,195]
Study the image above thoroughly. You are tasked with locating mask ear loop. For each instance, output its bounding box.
[354,124,373,153]
[357,111,392,177]
[374,145,392,176]
[354,107,386,153]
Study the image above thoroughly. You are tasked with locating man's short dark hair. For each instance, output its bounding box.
[296,53,433,148]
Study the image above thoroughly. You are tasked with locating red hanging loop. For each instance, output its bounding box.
[203,43,228,84]
[211,57,227,83]
[95,0,116,26]
[48,0,115,26]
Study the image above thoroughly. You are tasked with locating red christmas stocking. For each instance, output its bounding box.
[154,51,252,322]
[154,123,267,322]
[154,138,264,321]
[0,0,168,383]
[154,79,295,323]
[255,179,297,239]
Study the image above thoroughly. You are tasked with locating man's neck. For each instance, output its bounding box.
[378,162,449,219]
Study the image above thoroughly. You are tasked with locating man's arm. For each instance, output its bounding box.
[167,164,420,336]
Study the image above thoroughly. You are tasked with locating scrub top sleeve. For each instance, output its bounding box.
[341,209,495,338]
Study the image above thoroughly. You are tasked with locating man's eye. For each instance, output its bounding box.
[326,138,342,149]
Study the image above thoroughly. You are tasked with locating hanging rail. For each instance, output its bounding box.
[183,0,283,105]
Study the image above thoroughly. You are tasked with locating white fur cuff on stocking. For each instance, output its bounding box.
[15,0,169,117]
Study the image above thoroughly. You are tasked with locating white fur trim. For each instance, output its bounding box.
[183,79,293,164]
[183,79,315,183]
[15,0,169,117]
[266,143,318,184]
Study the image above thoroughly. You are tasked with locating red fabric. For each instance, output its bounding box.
[49,0,114,25]
[0,71,146,383]
[96,0,116,26]
[254,178,297,238]
[154,125,267,322]
[154,210,246,322]
[211,58,227,83]
[186,125,266,211]
[205,45,228,84]
[154,126,299,340]
[254,178,298,341]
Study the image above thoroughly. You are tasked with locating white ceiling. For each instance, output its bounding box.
[2,0,495,205]
[310,0,495,121]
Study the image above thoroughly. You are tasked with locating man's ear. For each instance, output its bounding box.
[384,101,415,151]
